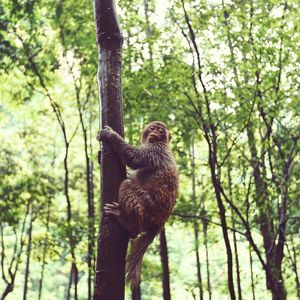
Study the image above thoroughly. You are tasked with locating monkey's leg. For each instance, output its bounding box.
[117,179,153,238]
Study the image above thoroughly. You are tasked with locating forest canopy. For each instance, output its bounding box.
[0,0,299,299]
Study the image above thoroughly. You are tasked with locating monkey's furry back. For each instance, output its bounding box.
[126,229,157,287]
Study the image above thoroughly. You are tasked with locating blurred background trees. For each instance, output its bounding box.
[0,0,299,299]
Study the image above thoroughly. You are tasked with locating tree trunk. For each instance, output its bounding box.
[38,198,51,300]
[23,213,33,300]
[202,209,212,300]
[67,264,73,300]
[247,125,286,300]
[225,141,242,300]
[208,145,236,300]
[73,262,79,300]
[249,247,255,300]
[245,174,256,300]
[93,0,128,299]
[190,139,203,300]
[232,224,242,300]
[194,222,203,300]
[0,284,13,300]
[87,157,95,300]
[132,285,141,300]
[64,142,78,300]
[160,228,171,300]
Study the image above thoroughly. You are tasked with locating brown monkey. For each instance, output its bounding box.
[97,121,178,287]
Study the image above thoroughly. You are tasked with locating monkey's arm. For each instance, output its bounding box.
[97,126,146,169]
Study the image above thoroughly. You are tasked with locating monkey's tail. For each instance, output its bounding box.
[126,229,157,287]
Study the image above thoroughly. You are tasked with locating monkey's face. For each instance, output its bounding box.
[142,122,171,144]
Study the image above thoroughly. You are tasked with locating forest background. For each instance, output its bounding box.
[0,0,299,299]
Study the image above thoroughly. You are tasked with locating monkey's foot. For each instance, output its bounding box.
[104,202,121,216]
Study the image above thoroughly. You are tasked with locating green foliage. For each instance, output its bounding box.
[0,0,299,299]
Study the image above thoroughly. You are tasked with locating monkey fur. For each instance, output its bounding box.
[97,121,178,287]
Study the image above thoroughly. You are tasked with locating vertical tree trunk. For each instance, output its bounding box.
[232,224,242,300]
[225,136,242,300]
[201,208,212,300]
[159,228,171,300]
[89,103,96,278]
[87,157,95,300]
[190,139,203,300]
[245,176,256,300]
[249,247,255,300]
[93,1,128,299]
[246,125,287,300]
[194,223,203,300]
[64,142,78,300]
[38,198,51,300]
[208,148,236,300]
[67,264,74,300]
[132,285,141,300]
[23,213,33,300]
[204,226,212,300]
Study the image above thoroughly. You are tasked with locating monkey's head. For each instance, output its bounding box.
[141,121,171,144]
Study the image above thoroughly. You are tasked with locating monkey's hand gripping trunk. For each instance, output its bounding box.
[98,125,143,169]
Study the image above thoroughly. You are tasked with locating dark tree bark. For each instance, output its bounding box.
[249,247,256,300]
[38,198,51,300]
[225,135,242,300]
[245,177,255,300]
[202,216,212,300]
[190,139,203,300]
[193,222,203,300]
[232,218,242,300]
[246,124,289,300]
[87,153,95,300]
[160,228,171,300]
[132,285,141,300]
[23,213,33,300]
[65,142,78,300]
[93,1,128,299]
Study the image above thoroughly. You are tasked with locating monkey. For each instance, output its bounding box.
[97,121,178,287]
